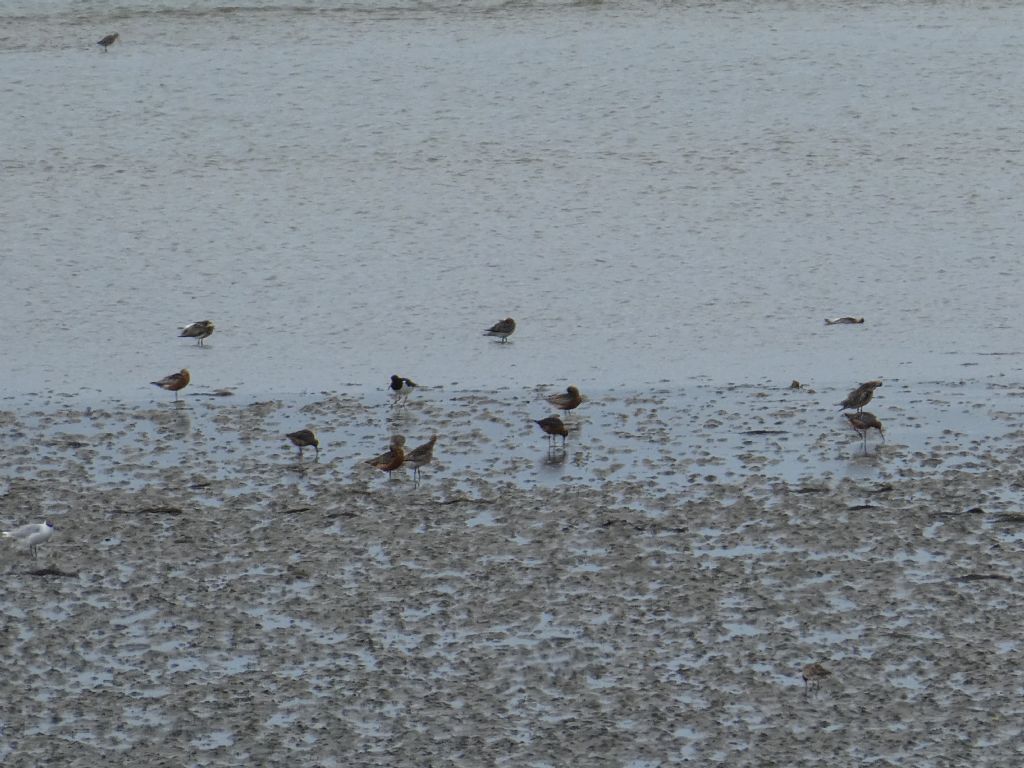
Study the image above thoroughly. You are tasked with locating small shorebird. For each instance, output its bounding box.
[179,320,215,346]
[406,435,437,483]
[389,375,417,403]
[2,521,55,559]
[535,415,568,447]
[845,411,884,454]
[839,380,882,412]
[151,368,190,400]
[546,385,582,415]
[97,33,119,52]
[825,317,864,325]
[801,662,831,694]
[365,436,406,478]
[286,429,320,459]
[484,317,516,342]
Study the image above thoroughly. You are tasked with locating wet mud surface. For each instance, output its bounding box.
[2,380,1024,765]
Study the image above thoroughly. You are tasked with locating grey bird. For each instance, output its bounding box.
[406,435,438,483]
[484,317,516,342]
[180,320,215,345]
[801,662,831,694]
[839,380,881,412]
[97,33,119,51]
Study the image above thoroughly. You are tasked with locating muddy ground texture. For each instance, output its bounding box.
[2,380,1024,766]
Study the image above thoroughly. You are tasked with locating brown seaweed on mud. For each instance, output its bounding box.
[110,506,186,515]
[26,567,77,578]
[992,513,1024,524]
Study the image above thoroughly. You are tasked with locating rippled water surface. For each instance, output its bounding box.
[3,0,1024,400]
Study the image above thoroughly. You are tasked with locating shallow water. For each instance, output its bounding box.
[3,378,1023,509]
[4,1,1024,399]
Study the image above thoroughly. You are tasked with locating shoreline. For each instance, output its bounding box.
[6,375,1019,504]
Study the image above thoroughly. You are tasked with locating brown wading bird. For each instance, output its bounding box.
[151,368,190,400]
[839,380,882,412]
[802,662,831,694]
[535,415,568,448]
[546,385,582,415]
[845,411,884,454]
[180,320,215,346]
[405,435,438,483]
[483,317,516,342]
[366,436,406,478]
[97,33,119,51]
[286,429,319,459]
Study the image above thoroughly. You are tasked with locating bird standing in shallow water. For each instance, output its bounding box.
[389,375,417,404]
[405,435,437,484]
[845,411,884,454]
[839,380,882,412]
[535,416,568,448]
[151,369,190,400]
[484,317,516,342]
[366,438,406,478]
[180,320,214,346]
[97,33,119,51]
[546,385,582,415]
[2,521,55,559]
[286,429,319,459]
[801,662,831,694]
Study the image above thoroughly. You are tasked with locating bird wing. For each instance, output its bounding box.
[4,523,41,540]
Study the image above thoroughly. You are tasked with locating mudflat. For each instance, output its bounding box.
[1,381,1022,765]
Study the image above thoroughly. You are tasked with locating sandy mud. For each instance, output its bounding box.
[1,380,1023,765]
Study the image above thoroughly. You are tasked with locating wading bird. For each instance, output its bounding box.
[845,411,884,454]
[389,375,417,404]
[286,429,320,459]
[839,380,882,412]
[535,415,568,448]
[151,369,190,400]
[179,320,214,346]
[801,662,831,694]
[546,385,582,415]
[365,436,406,479]
[484,317,516,342]
[405,435,437,484]
[2,521,55,559]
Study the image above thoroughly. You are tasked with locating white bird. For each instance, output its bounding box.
[2,521,55,558]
